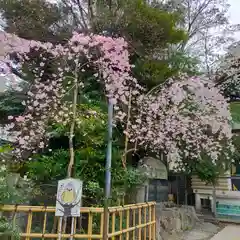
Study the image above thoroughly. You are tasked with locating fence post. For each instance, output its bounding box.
[148,205,152,240]
[119,209,123,240]
[126,209,130,240]
[152,204,156,240]
[138,207,142,239]
[88,212,93,240]
[112,212,116,240]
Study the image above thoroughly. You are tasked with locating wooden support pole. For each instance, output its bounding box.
[138,208,142,240]
[132,209,136,240]
[126,210,130,240]
[111,212,116,240]
[26,211,33,240]
[148,205,152,240]
[152,204,156,240]
[88,212,93,240]
[119,210,123,240]
[144,207,147,240]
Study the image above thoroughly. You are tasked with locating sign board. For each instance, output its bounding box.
[55,178,83,217]
[216,199,240,220]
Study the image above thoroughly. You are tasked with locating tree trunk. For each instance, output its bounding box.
[212,184,216,217]
[67,79,78,178]
[122,88,132,168]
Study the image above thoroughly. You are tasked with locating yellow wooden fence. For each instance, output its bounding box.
[0,202,156,239]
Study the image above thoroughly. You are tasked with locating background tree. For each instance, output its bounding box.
[215,46,240,99]
[0,0,75,42]
[163,0,240,72]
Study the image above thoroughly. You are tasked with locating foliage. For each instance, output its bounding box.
[186,129,240,184]
[0,84,27,124]
[230,102,240,123]
[165,0,240,71]
[93,0,199,89]
[0,165,32,204]
[0,147,33,204]
[0,144,13,163]
[232,134,240,161]
[26,102,145,206]
[0,144,12,153]
[0,218,21,240]
[0,0,74,42]
[133,52,200,90]
[194,159,224,185]
[94,0,186,50]
[215,54,240,99]
[27,150,145,206]
[167,51,201,76]
[0,164,32,239]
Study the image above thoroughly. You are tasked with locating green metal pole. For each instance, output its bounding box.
[103,101,113,240]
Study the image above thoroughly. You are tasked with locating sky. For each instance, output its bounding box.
[228,0,240,40]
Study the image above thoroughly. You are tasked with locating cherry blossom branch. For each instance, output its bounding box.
[121,147,138,160]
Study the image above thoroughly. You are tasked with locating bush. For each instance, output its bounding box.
[0,162,32,239]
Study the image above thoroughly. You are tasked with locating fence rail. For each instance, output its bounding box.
[0,202,156,239]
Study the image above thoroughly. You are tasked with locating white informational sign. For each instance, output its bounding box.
[55,178,83,217]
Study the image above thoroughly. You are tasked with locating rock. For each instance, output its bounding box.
[155,203,220,240]
[156,203,200,240]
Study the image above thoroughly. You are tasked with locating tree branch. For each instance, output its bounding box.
[67,61,79,178]
[122,88,132,169]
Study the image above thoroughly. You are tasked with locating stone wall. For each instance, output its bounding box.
[156,203,200,240]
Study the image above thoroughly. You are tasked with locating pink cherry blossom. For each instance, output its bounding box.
[15,116,25,122]
[0,31,140,159]
[126,75,234,171]
[0,31,234,170]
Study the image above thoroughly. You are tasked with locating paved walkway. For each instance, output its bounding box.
[182,222,219,240]
[210,225,240,240]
